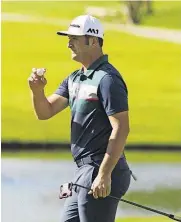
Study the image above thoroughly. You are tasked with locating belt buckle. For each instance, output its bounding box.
[80,158,84,165]
[84,156,92,164]
[77,156,92,167]
[77,158,84,167]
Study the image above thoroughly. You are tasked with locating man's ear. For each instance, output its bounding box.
[90,37,98,46]
[88,37,94,46]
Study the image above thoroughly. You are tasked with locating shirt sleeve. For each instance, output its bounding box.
[54,77,69,99]
[98,74,128,116]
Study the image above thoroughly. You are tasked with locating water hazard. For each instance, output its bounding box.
[2,158,181,222]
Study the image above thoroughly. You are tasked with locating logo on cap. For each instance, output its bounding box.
[70,24,80,28]
[87,28,99,34]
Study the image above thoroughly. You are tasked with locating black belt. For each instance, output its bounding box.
[75,154,105,167]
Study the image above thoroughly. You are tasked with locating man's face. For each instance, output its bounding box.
[67,35,90,61]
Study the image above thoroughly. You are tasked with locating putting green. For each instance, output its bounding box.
[116,217,174,222]
[123,188,181,212]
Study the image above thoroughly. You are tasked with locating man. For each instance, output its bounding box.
[28,15,131,222]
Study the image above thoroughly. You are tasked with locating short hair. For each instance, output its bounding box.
[98,37,103,47]
[85,35,103,48]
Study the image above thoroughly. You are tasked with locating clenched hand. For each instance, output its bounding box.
[28,68,47,94]
[88,174,111,199]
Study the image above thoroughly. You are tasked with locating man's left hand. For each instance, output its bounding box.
[88,174,111,199]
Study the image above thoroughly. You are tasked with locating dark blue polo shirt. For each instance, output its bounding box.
[55,55,128,164]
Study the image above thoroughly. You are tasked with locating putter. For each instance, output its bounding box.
[59,182,181,222]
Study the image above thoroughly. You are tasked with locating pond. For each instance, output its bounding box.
[2,158,181,222]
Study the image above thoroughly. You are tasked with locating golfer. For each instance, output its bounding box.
[28,15,131,222]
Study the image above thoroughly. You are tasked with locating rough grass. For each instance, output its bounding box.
[1,2,181,144]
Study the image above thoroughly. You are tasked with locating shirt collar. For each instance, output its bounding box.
[81,54,108,77]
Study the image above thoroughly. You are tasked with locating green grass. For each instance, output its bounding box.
[2,1,181,29]
[123,188,181,212]
[104,1,181,30]
[116,217,175,222]
[1,1,119,19]
[1,2,181,144]
[140,1,181,29]
[2,151,181,163]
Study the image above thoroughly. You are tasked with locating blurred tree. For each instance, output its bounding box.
[126,0,142,24]
[125,0,153,24]
[145,0,153,15]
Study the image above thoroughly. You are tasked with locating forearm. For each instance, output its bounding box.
[32,91,52,120]
[98,126,129,177]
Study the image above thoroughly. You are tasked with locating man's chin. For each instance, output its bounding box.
[71,53,79,61]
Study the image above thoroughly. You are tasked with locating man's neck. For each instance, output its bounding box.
[82,52,104,71]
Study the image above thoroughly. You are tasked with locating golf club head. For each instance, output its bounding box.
[59,182,73,199]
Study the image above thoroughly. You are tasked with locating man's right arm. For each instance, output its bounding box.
[28,68,69,120]
[32,92,68,120]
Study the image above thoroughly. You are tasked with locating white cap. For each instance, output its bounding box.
[57,15,104,39]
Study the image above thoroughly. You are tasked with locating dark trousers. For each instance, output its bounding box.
[61,160,131,222]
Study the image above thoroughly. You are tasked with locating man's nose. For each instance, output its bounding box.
[68,39,73,48]
[67,42,72,48]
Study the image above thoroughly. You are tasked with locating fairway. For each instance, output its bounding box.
[2,1,181,144]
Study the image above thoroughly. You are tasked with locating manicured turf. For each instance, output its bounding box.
[2,1,181,29]
[2,2,181,144]
[123,188,181,212]
[2,151,181,163]
[116,217,175,222]
[140,1,181,29]
[104,1,181,30]
[1,1,118,19]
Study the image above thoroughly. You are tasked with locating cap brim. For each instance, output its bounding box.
[57,31,85,37]
[56,31,68,36]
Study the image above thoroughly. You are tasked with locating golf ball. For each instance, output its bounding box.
[32,68,37,73]
[36,68,46,76]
